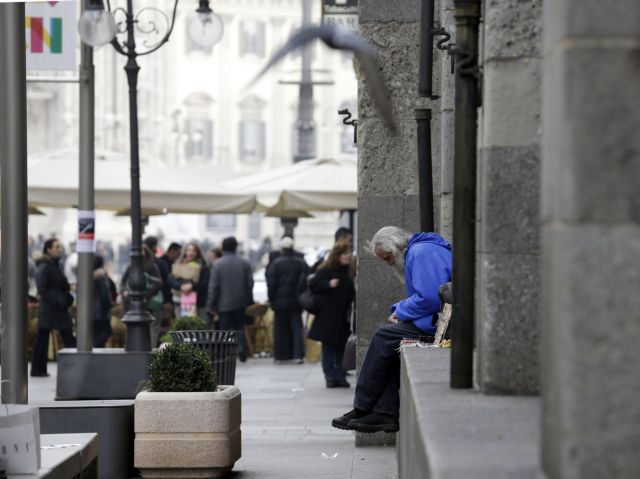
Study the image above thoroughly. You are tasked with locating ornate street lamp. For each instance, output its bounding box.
[77,0,223,351]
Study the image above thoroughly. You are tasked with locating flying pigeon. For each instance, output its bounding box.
[246,24,396,131]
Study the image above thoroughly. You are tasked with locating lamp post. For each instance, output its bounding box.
[78,0,223,351]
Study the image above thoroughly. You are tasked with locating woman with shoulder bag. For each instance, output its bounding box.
[166,242,209,323]
[30,238,76,377]
[308,242,355,388]
[93,255,117,348]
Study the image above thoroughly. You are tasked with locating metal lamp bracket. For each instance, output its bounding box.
[338,108,358,145]
[432,25,456,75]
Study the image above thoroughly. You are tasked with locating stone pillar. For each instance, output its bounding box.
[438,0,455,242]
[356,0,439,445]
[476,0,542,394]
[541,1,640,478]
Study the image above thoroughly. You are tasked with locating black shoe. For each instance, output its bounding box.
[30,372,50,377]
[326,379,350,388]
[348,412,399,433]
[326,380,350,388]
[238,351,247,362]
[331,408,368,430]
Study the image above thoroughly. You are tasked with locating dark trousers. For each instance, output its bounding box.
[322,341,346,382]
[218,309,246,357]
[354,321,429,417]
[93,321,112,348]
[273,308,304,360]
[31,328,76,375]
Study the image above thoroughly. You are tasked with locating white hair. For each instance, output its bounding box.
[366,226,410,256]
[366,226,411,284]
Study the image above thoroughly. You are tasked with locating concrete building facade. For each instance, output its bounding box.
[356,0,639,476]
[26,0,357,252]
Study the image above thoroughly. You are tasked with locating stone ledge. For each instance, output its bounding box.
[399,348,542,479]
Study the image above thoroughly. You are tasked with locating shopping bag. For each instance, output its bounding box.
[342,333,357,371]
[179,292,198,317]
[0,404,41,474]
[304,315,321,363]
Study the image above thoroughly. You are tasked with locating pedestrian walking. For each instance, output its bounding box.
[266,237,309,363]
[30,238,76,377]
[308,242,355,387]
[207,237,254,360]
[120,244,163,329]
[167,242,209,322]
[93,255,116,348]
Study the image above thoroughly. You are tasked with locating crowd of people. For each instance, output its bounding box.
[24,224,455,436]
[25,228,358,377]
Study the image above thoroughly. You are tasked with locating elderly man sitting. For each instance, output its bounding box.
[332,226,452,433]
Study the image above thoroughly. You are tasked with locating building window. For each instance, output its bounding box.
[240,20,265,57]
[206,214,236,231]
[239,120,266,163]
[184,118,213,161]
[238,95,267,164]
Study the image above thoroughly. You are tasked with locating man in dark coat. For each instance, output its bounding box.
[156,241,182,305]
[207,237,254,361]
[31,238,76,377]
[266,236,305,272]
[266,237,309,363]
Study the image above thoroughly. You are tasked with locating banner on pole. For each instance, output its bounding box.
[25,1,77,71]
[77,210,96,253]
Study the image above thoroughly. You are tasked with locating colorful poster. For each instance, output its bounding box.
[25,1,77,71]
[77,210,96,253]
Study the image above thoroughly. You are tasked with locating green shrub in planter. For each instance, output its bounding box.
[145,343,217,392]
[158,333,172,344]
[172,316,206,331]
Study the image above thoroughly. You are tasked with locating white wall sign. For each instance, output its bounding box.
[321,0,358,32]
[25,1,77,71]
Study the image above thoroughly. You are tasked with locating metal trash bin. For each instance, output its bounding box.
[169,330,238,385]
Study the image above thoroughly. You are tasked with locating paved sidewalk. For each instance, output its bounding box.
[24,357,397,479]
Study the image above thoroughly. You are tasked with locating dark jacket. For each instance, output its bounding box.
[307,265,354,347]
[207,252,253,313]
[93,268,115,322]
[267,249,305,271]
[266,251,309,310]
[167,259,210,308]
[120,261,162,309]
[156,255,173,304]
[35,255,74,330]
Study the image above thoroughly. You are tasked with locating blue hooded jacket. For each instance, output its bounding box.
[390,233,452,334]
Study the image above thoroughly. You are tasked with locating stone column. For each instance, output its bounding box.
[438,0,455,242]
[476,0,542,394]
[541,1,640,477]
[356,0,440,445]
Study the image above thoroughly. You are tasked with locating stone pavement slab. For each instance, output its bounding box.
[13,357,397,479]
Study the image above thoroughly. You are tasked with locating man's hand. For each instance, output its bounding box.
[388,312,399,323]
[207,309,217,318]
[329,279,340,288]
[180,283,193,293]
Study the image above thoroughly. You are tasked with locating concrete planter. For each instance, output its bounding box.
[134,386,241,478]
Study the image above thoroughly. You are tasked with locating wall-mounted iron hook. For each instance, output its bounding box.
[338,108,358,145]
[432,26,456,74]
